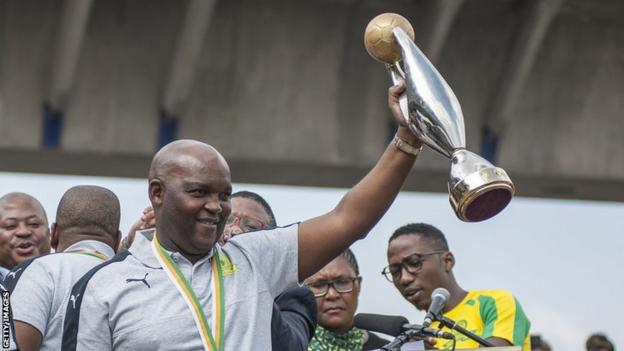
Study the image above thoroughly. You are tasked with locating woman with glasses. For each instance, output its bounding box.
[221,190,276,242]
[304,249,388,351]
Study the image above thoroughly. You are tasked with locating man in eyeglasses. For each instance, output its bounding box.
[384,223,531,350]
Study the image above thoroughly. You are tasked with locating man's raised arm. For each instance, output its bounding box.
[298,83,423,280]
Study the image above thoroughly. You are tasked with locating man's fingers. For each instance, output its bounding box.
[388,82,406,99]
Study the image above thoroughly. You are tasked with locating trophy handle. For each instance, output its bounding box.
[386,63,424,140]
[392,27,466,157]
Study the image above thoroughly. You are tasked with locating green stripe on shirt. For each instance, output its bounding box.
[478,295,498,339]
[512,297,531,346]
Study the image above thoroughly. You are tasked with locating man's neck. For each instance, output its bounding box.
[59,233,112,253]
[444,284,468,313]
[155,231,211,264]
[180,252,208,264]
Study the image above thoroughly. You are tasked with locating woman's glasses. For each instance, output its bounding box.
[225,214,267,232]
[306,277,360,297]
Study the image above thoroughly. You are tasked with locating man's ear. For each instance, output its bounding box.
[443,251,455,273]
[148,179,164,207]
[50,223,59,251]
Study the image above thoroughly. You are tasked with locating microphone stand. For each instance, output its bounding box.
[380,330,413,351]
[381,329,425,351]
[437,316,495,347]
[381,325,455,351]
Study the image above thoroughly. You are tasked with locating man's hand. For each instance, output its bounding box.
[423,336,437,349]
[388,82,409,128]
[121,207,155,250]
[389,82,423,148]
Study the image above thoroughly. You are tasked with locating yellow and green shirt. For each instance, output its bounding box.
[430,290,531,351]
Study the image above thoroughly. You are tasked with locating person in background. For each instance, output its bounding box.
[385,223,531,350]
[221,190,276,241]
[0,192,51,280]
[305,249,388,351]
[530,335,551,351]
[586,333,614,351]
[5,185,120,351]
[226,190,317,351]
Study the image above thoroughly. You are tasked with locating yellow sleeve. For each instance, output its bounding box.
[479,290,531,346]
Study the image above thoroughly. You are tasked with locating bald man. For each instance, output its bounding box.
[121,190,316,351]
[4,185,121,351]
[0,192,51,280]
[62,83,423,350]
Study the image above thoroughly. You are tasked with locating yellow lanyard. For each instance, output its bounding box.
[151,234,225,351]
[64,249,108,261]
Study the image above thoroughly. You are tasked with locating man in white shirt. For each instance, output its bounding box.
[4,185,120,351]
[62,83,424,350]
[0,193,51,279]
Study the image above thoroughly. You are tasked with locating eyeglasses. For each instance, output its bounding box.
[225,214,267,232]
[381,251,446,282]
[306,277,360,297]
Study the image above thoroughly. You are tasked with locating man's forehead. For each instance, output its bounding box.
[173,170,232,193]
[180,177,232,190]
[167,153,230,177]
[388,234,433,255]
[232,198,266,217]
[0,198,46,219]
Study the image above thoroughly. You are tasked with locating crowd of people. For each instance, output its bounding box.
[0,84,616,350]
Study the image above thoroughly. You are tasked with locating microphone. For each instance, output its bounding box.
[423,287,450,327]
[353,313,454,340]
[354,313,408,336]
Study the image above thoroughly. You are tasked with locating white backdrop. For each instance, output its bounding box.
[1,172,622,351]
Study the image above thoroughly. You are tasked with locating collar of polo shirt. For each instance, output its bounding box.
[130,233,216,269]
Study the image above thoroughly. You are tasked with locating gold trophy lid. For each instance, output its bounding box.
[364,13,415,64]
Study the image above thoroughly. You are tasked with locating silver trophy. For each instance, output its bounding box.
[364,13,514,222]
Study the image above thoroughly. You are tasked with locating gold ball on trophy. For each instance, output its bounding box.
[364,13,415,64]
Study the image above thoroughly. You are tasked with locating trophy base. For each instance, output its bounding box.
[449,166,514,222]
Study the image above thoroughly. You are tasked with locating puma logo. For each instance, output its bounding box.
[126,273,151,288]
[70,293,80,309]
[7,268,22,279]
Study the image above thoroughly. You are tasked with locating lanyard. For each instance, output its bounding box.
[151,234,225,351]
[64,249,108,261]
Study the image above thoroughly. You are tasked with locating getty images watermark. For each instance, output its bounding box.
[1,290,10,348]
